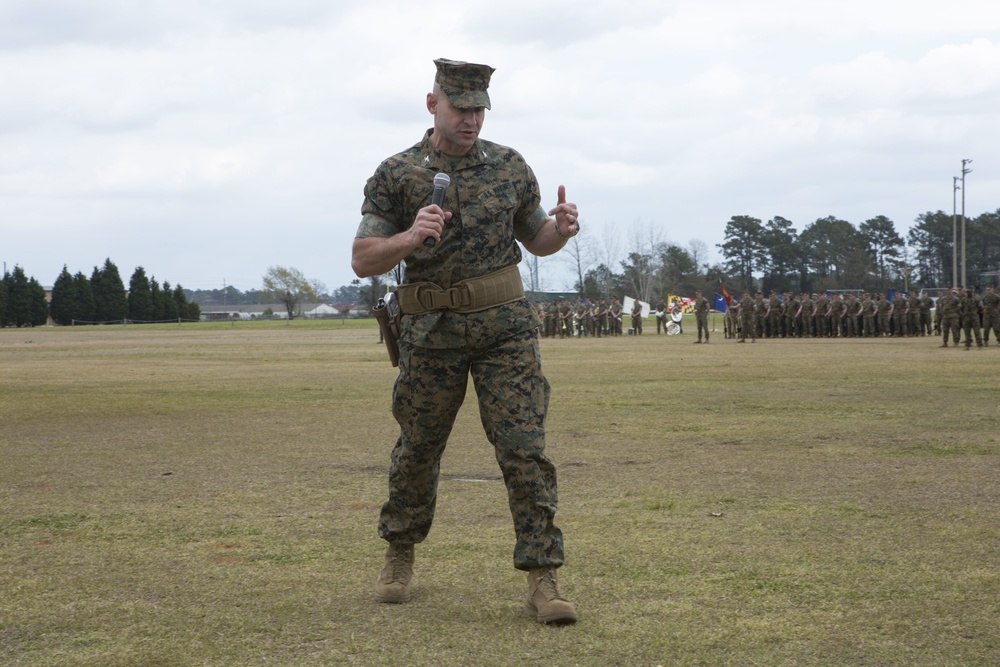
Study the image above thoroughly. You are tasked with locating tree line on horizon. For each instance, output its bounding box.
[0,259,200,327]
[562,208,1000,305]
[6,208,997,327]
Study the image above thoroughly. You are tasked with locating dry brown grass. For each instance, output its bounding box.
[1,320,998,666]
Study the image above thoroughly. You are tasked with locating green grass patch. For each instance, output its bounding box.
[1,322,998,666]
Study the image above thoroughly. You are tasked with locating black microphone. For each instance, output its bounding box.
[424,172,451,247]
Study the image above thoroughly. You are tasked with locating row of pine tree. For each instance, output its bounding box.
[1,259,200,327]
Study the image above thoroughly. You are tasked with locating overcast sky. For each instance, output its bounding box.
[2,0,998,293]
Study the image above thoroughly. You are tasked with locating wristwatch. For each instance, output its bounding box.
[555,219,579,239]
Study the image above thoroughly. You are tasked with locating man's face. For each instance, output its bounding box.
[428,91,485,156]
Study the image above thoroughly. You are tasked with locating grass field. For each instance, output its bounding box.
[1,319,998,666]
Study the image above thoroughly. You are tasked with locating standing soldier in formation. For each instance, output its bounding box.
[693,290,710,344]
[610,298,623,336]
[844,293,859,338]
[560,300,573,338]
[595,299,608,337]
[737,291,756,343]
[753,292,767,340]
[892,291,907,337]
[919,290,934,336]
[959,287,984,349]
[574,301,590,338]
[812,292,827,337]
[799,293,813,338]
[875,294,891,337]
[785,292,799,338]
[630,300,643,335]
[981,286,1000,346]
[767,292,782,338]
[829,293,845,337]
[654,296,667,334]
[906,291,921,336]
[862,293,877,337]
[937,288,961,347]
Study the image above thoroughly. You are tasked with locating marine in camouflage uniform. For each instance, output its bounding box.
[812,292,828,337]
[693,290,710,343]
[862,293,877,337]
[798,293,812,338]
[919,291,934,336]
[610,298,624,336]
[875,294,892,337]
[844,293,860,337]
[937,289,960,347]
[558,300,572,338]
[630,300,643,335]
[828,293,845,337]
[784,292,799,338]
[906,292,921,336]
[958,287,983,349]
[352,58,578,623]
[767,292,782,338]
[980,286,1000,346]
[595,299,608,337]
[892,292,907,337]
[655,297,667,334]
[753,292,767,339]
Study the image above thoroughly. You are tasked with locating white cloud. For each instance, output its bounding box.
[1,0,998,291]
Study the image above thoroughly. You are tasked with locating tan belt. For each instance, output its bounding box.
[396,265,524,315]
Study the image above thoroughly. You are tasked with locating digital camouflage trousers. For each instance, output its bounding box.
[378,328,564,571]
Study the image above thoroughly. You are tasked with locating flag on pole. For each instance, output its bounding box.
[719,281,732,305]
[622,296,651,318]
[714,295,727,312]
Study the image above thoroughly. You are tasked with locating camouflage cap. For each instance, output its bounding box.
[434,58,495,109]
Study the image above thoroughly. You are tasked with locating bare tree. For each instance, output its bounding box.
[688,239,709,274]
[261,266,319,319]
[624,219,667,303]
[520,254,552,294]
[596,222,623,299]
[562,234,595,292]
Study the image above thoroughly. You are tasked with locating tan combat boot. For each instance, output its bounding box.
[526,567,577,624]
[374,543,414,603]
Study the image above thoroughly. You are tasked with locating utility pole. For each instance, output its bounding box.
[952,176,960,289]
[961,159,973,288]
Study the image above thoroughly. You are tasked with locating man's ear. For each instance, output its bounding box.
[426,92,437,115]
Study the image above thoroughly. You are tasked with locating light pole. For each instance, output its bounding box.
[961,158,973,288]
[952,176,960,289]
[902,266,912,295]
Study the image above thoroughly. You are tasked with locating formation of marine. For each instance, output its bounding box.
[535,297,684,338]
[534,286,1000,350]
[538,298,616,338]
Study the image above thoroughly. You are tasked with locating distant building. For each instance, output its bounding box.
[526,290,579,303]
[198,302,359,321]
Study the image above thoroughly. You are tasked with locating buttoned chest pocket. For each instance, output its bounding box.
[478,182,519,217]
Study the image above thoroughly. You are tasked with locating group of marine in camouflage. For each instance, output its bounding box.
[726,287,1000,349]
[534,286,1000,351]
[536,297,649,338]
